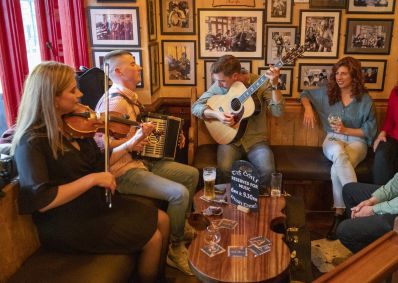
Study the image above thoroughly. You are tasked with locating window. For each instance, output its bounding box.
[20,0,42,71]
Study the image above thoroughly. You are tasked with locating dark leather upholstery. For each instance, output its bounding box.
[8,249,135,283]
[193,144,374,183]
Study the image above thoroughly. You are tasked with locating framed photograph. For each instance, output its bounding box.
[92,49,143,88]
[160,0,195,35]
[309,0,346,8]
[204,60,252,89]
[198,9,264,59]
[162,40,196,86]
[347,0,395,14]
[147,0,157,41]
[360,60,387,91]
[344,19,394,55]
[299,10,341,58]
[298,63,333,92]
[266,26,297,66]
[266,0,293,24]
[149,42,160,93]
[258,67,293,97]
[88,7,140,47]
[212,0,255,7]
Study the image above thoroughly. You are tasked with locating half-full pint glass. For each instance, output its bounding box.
[203,167,216,200]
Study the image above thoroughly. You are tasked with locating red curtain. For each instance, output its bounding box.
[35,0,64,62]
[58,0,89,70]
[0,0,29,126]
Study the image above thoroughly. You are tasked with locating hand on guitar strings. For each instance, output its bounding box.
[217,112,236,126]
[263,65,281,86]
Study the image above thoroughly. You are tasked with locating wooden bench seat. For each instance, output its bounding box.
[1,181,166,283]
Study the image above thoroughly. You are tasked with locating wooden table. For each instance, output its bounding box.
[188,187,291,283]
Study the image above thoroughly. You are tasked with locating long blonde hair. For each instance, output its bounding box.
[11,61,75,158]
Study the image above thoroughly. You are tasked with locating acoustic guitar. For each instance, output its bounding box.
[204,44,305,145]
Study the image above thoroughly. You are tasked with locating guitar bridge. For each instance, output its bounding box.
[218,107,224,112]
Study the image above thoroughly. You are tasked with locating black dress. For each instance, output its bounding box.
[15,131,157,254]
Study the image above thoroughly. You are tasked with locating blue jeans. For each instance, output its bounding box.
[217,142,275,188]
[116,160,199,243]
[337,182,397,253]
[323,133,368,208]
[373,137,398,185]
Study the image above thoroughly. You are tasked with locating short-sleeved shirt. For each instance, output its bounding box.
[300,87,377,146]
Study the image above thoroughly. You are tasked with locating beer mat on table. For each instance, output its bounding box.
[228,246,247,257]
[201,244,226,257]
[202,206,223,216]
[200,194,228,204]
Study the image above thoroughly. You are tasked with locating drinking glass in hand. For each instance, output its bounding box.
[327,113,341,128]
[204,223,221,254]
[203,167,216,200]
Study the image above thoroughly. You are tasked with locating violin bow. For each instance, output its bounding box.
[103,63,112,208]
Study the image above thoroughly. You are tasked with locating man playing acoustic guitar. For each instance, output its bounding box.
[192,55,285,191]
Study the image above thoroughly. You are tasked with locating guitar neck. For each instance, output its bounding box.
[239,59,285,104]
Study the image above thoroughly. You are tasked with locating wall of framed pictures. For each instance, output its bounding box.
[85,0,398,104]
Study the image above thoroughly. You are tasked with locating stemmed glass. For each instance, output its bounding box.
[328,113,342,140]
[204,222,221,255]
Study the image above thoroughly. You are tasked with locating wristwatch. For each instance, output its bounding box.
[271,84,280,90]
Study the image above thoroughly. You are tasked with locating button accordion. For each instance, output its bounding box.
[140,113,183,160]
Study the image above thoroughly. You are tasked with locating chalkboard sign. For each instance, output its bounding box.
[230,160,259,211]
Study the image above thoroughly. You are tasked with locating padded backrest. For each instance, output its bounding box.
[76,67,105,110]
[0,182,40,282]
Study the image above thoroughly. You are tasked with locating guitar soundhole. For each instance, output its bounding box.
[231,98,241,111]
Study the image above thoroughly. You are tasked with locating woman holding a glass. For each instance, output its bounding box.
[300,57,377,240]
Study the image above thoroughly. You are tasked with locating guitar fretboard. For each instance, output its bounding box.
[238,59,285,104]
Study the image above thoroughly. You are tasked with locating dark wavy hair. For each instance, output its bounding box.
[327,56,367,105]
[210,55,241,76]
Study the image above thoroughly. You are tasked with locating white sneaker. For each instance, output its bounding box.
[166,243,194,276]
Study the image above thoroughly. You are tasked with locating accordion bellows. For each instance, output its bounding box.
[140,113,182,160]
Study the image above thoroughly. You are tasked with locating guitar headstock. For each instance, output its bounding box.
[280,44,305,65]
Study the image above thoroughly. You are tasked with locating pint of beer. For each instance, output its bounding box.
[203,167,216,200]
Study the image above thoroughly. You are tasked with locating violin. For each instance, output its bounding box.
[62,103,162,139]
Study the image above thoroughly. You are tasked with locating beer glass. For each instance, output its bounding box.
[270,172,282,197]
[203,167,216,200]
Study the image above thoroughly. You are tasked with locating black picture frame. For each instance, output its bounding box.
[148,42,160,94]
[360,59,387,91]
[344,19,394,55]
[258,67,293,97]
[309,0,346,9]
[162,40,196,86]
[266,0,293,24]
[92,49,143,88]
[160,0,195,35]
[346,0,395,14]
[297,63,334,92]
[147,0,157,41]
[299,10,341,58]
[198,9,264,59]
[87,6,140,47]
[265,26,297,66]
